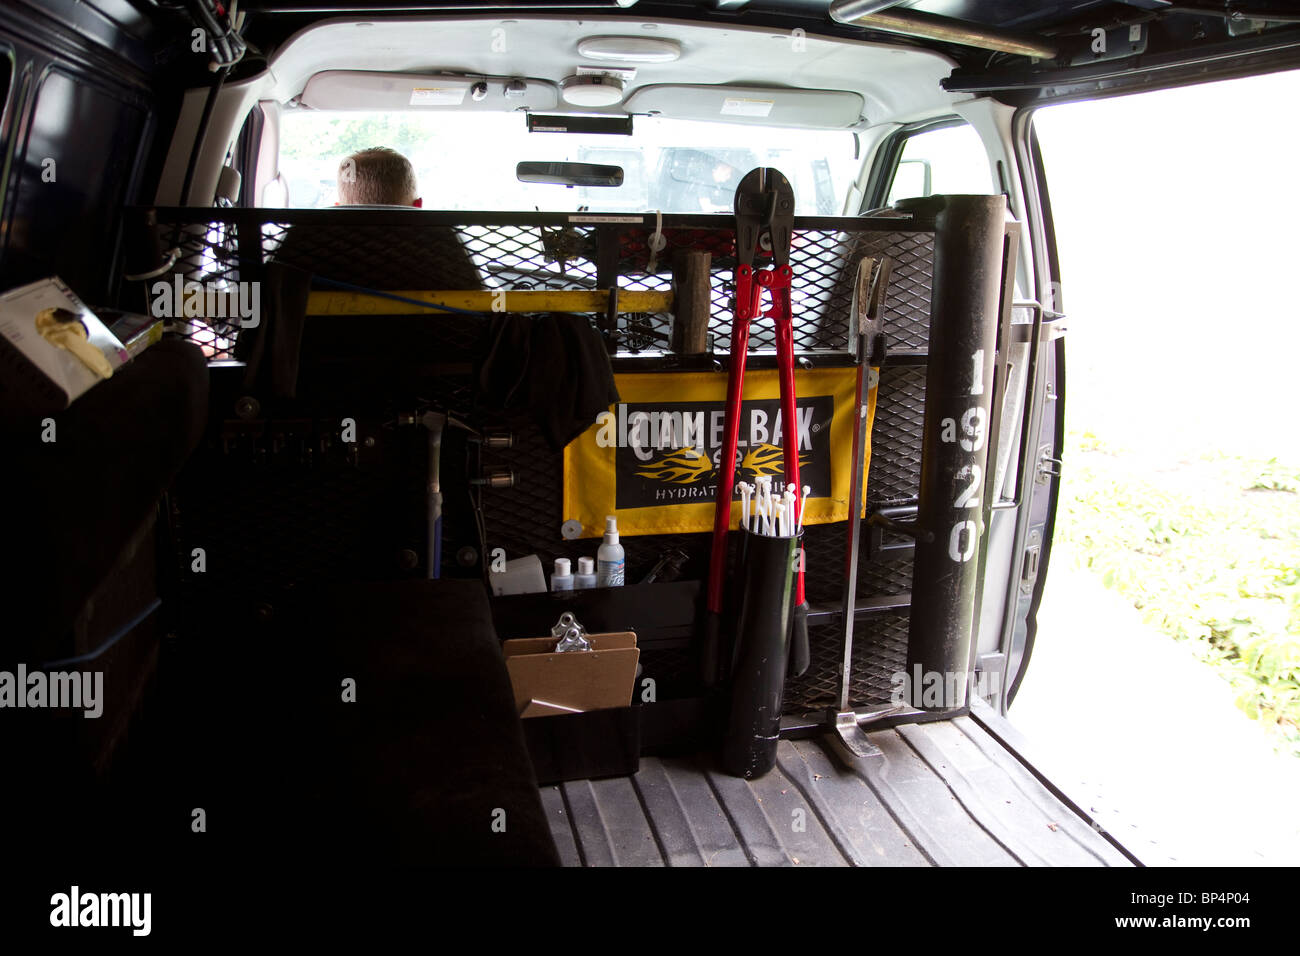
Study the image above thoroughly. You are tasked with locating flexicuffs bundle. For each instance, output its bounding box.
[0,277,129,419]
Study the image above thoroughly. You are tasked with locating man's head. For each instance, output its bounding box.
[336,147,422,207]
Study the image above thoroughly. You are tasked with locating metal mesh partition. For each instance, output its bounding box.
[150,208,933,715]
[147,209,933,361]
[784,612,912,713]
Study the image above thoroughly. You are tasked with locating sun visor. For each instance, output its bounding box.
[300,71,560,112]
[623,85,866,129]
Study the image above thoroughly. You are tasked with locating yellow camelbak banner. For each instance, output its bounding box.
[562,367,877,538]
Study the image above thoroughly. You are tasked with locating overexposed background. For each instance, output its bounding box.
[1013,68,1300,865]
[1034,70,1300,461]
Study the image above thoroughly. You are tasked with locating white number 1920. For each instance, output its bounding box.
[945,349,986,564]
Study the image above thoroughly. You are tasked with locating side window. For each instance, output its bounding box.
[885,122,995,205]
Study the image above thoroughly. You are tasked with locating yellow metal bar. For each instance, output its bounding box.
[306,289,674,316]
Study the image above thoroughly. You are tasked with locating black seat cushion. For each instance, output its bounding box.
[248,578,561,866]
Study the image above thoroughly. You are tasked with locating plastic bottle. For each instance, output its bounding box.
[574,556,597,590]
[551,557,573,591]
[596,515,625,587]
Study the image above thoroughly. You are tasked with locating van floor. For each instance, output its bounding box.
[540,711,1132,867]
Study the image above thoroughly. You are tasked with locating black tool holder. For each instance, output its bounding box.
[902,194,1011,711]
[722,526,800,779]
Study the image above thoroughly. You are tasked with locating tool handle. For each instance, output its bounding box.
[707,268,754,614]
[429,495,443,580]
[701,611,723,688]
[773,304,805,607]
[788,600,810,678]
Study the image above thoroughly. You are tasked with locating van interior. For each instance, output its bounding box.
[2,0,1297,871]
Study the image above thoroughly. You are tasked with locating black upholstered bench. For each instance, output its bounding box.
[256,578,562,866]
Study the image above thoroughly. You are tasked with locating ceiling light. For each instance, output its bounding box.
[578,35,680,62]
[560,73,626,107]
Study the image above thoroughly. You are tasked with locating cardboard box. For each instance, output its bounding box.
[0,277,129,417]
[503,631,639,718]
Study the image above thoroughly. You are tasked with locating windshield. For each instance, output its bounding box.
[279,110,861,215]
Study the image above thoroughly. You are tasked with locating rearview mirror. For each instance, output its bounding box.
[516,161,624,187]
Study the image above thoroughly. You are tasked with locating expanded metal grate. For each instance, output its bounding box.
[151,208,932,713]
[147,209,932,362]
[784,612,911,713]
[868,365,927,507]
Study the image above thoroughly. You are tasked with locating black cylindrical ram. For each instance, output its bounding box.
[904,194,1006,711]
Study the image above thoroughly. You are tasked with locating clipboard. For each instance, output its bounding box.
[502,631,639,718]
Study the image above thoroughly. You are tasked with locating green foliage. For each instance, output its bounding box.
[1250,458,1300,493]
[1058,433,1300,758]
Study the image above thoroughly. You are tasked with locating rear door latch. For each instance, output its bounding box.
[1035,444,1062,485]
[1020,529,1042,596]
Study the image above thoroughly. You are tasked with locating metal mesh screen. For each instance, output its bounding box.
[868,365,927,507]
[149,209,932,362]
[152,208,932,714]
[784,612,912,713]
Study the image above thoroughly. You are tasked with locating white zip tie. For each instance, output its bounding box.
[646,209,666,273]
[798,485,810,533]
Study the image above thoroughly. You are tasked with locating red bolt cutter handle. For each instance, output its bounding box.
[707,266,758,615]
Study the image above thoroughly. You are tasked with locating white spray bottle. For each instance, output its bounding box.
[596,514,625,587]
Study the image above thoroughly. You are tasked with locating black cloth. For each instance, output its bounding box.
[478,313,619,451]
[236,219,481,401]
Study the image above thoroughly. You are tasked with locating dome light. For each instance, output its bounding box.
[577,36,681,63]
[560,73,626,107]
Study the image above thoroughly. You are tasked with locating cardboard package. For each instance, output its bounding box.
[0,277,129,417]
[503,631,639,718]
[103,310,165,359]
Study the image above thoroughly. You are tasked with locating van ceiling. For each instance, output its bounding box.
[267,16,959,126]
[227,0,1300,105]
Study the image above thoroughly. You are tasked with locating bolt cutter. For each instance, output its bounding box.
[703,167,809,683]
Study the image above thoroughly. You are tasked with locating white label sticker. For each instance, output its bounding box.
[721,97,774,118]
[409,87,466,106]
[568,215,645,223]
[576,65,636,82]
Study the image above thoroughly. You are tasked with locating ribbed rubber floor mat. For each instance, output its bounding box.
[541,719,1131,867]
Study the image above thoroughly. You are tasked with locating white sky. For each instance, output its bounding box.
[1034,68,1300,461]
